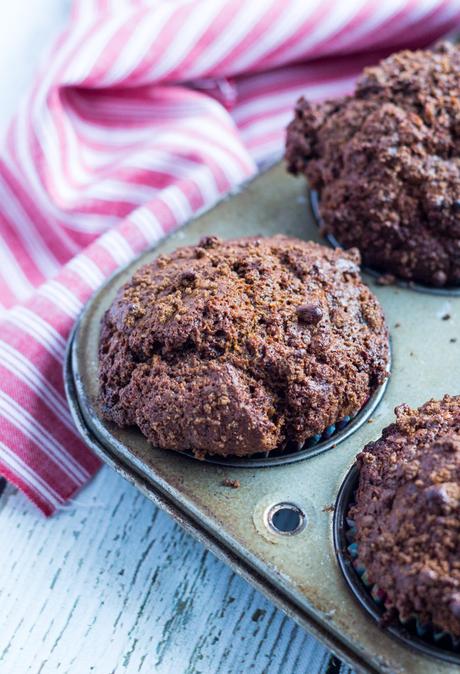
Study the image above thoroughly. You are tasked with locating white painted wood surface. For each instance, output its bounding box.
[0,4,353,673]
[0,471,350,674]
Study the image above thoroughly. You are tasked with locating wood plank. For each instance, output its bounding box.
[0,468,351,674]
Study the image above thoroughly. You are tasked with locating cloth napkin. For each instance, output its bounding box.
[0,0,458,515]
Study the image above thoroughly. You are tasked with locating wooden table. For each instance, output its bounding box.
[0,471,350,673]
[0,3,352,672]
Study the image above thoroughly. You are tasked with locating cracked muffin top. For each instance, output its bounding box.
[98,235,389,458]
[350,396,460,637]
[286,42,460,287]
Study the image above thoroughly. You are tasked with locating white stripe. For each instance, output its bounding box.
[83,179,161,203]
[142,1,225,82]
[0,341,75,432]
[228,1,323,72]
[271,2,367,65]
[7,307,67,362]
[185,1,271,78]
[0,440,61,508]
[9,8,104,243]
[0,173,61,276]
[96,4,173,85]
[129,207,164,244]
[160,185,193,223]
[4,143,117,234]
[232,77,357,126]
[98,230,134,266]
[7,127,82,253]
[0,237,34,301]
[67,255,105,289]
[63,9,137,84]
[0,391,88,483]
[39,280,83,319]
[327,0,404,52]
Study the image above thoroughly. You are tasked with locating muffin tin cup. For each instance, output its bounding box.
[333,464,460,665]
[309,190,460,298]
[179,368,390,467]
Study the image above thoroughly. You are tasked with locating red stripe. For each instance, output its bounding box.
[0,460,55,516]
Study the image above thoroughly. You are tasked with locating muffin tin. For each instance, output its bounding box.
[66,162,460,674]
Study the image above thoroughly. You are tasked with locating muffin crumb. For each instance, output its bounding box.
[222,478,240,489]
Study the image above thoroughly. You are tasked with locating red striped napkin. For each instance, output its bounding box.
[0,0,458,515]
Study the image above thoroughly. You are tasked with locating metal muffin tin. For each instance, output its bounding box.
[66,162,460,674]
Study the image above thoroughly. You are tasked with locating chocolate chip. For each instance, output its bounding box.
[179,270,197,286]
[199,235,220,249]
[433,270,447,287]
[296,303,323,324]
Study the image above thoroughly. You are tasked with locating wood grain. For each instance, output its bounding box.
[0,468,352,674]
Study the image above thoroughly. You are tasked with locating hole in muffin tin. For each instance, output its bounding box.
[309,190,460,297]
[178,355,390,468]
[333,465,460,665]
[266,502,306,535]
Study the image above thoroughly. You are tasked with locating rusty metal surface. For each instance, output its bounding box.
[66,162,460,674]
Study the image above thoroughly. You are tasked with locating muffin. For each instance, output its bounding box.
[99,235,389,458]
[286,42,460,288]
[349,395,460,639]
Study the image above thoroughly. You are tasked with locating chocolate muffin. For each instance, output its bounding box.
[350,395,460,638]
[99,235,389,458]
[286,42,460,287]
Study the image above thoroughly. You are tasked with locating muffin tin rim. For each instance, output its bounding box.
[333,463,460,665]
[309,190,460,298]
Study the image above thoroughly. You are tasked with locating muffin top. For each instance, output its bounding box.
[286,42,460,287]
[99,235,389,458]
[350,396,460,637]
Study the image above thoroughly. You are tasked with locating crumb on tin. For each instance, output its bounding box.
[222,478,240,489]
